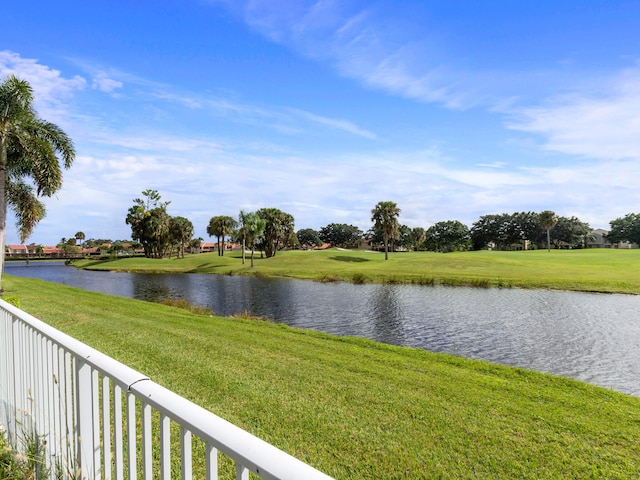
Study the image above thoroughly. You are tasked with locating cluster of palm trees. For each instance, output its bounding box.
[204,203,403,264]
[206,213,261,262]
[207,209,293,267]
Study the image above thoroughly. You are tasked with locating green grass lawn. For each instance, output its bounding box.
[4,275,640,479]
[74,248,640,294]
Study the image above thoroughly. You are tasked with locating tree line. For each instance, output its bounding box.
[122,194,622,263]
[297,209,593,254]
[32,191,640,264]
[123,190,640,261]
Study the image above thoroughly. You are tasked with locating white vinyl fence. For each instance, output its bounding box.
[0,299,333,479]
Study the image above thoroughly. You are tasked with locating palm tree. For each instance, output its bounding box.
[246,214,266,268]
[206,215,237,256]
[238,211,266,268]
[0,75,75,289]
[75,231,85,246]
[238,210,249,264]
[371,201,401,260]
[539,210,558,252]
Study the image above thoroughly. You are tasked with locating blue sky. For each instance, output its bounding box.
[2,1,640,245]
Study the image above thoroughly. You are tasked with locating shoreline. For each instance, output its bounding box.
[69,248,640,295]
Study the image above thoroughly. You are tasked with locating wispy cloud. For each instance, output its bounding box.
[219,1,480,109]
[287,108,377,139]
[3,50,376,144]
[151,87,377,138]
[508,65,640,160]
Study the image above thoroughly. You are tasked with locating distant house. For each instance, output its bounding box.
[41,246,64,256]
[614,240,638,249]
[588,229,612,248]
[187,242,216,254]
[84,243,142,256]
[201,242,217,253]
[5,245,65,257]
[6,245,28,257]
[587,229,637,249]
[191,241,239,254]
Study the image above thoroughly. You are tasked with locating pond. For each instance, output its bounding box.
[7,261,640,396]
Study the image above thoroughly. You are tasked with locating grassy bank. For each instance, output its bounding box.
[4,275,640,479]
[73,248,640,294]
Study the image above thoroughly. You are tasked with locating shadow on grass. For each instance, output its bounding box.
[330,256,370,263]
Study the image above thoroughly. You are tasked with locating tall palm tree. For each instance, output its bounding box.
[539,210,558,252]
[371,201,401,260]
[75,231,86,257]
[0,75,75,289]
[238,210,249,264]
[244,212,266,268]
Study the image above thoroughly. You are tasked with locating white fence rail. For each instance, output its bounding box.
[0,299,333,479]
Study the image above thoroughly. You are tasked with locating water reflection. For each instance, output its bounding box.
[6,261,640,396]
[368,285,406,346]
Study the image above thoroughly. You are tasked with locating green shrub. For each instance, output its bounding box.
[2,296,20,308]
[0,427,49,480]
[318,273,340,282]
[161,297,213,316]
[352,272,367,284]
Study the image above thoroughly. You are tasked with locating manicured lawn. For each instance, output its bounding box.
[4,275,640,479]
[74,248,640,294]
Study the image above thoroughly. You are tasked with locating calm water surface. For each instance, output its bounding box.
[7,261,640,396]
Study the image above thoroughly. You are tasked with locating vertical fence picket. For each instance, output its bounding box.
[46,339,56,478]
[113,384,124,480]
[102,375,112,480]
[143,402,152,480]
[75,358,95,478]
[34,331,43,441]
[13,320,25,442]
[127,392,137,480]
[5,315,17,446]
[0,313,8,439]
[205,442,218,480]
[236,464,249,480]
[92,369,101,479]
[181,426,192,480]
[64,350,76,477]
[160,413,171,480]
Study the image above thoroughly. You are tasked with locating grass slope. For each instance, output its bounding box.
[4,275,640,479]
[72,248,640,294]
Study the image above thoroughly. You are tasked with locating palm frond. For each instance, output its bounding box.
[0,75,35,122]
[6,181,46,243]
[36,120,75,168]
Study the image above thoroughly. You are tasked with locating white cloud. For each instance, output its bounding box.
[14,130,636,245]
[508,66,640,160]
[91,71,123,93]
[0,50,86,117]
